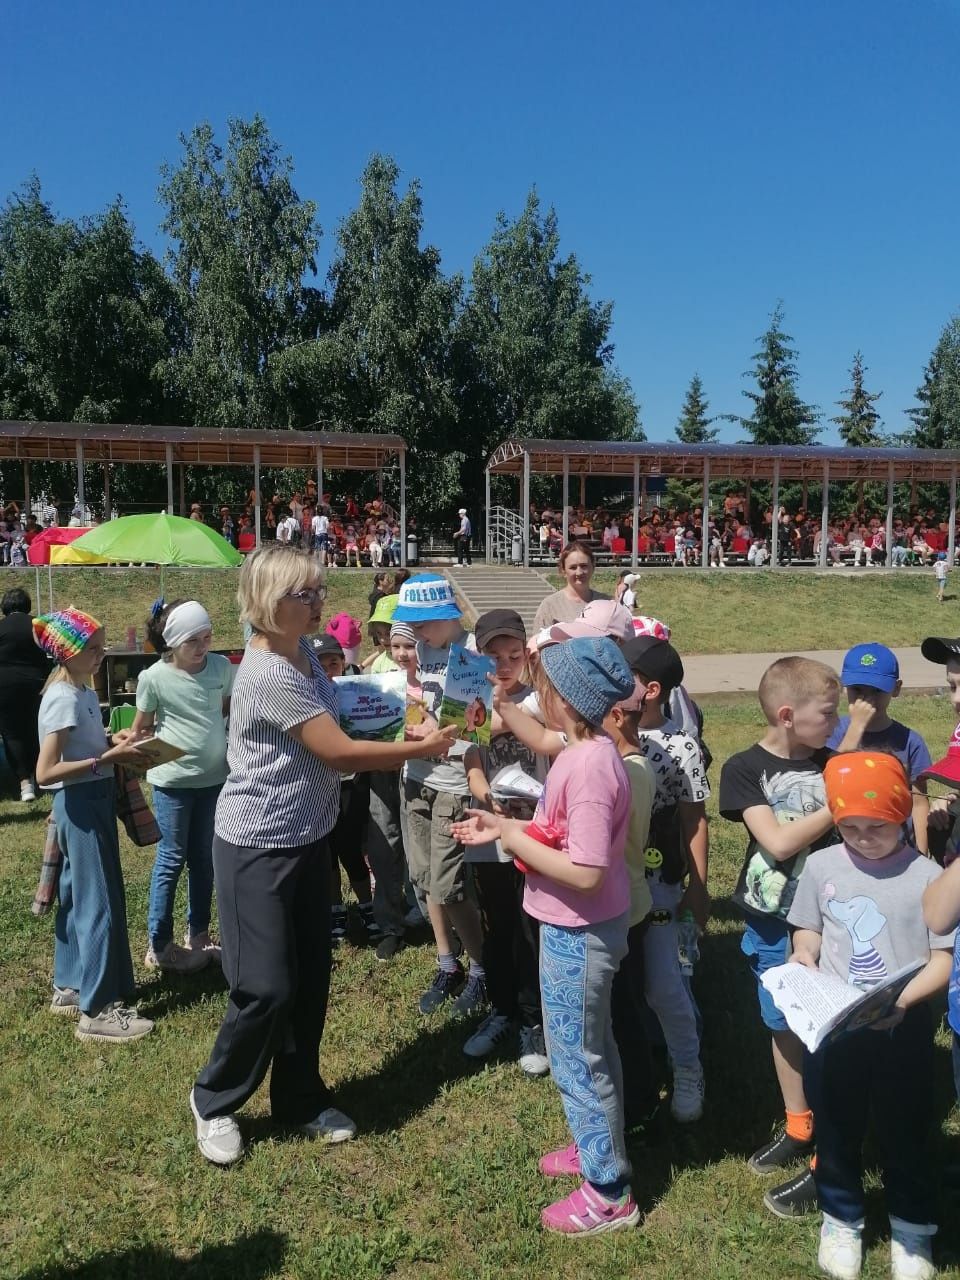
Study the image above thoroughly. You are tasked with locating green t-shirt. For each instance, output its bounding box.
[370,650,398,674]
[135,653,234,789]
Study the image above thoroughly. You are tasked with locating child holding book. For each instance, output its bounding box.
[453,636,639,1235]
[133,599,234,973]
[789,752,953,1280]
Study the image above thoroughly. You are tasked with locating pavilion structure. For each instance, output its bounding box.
[484,438,960,569]
[0,421,409,563]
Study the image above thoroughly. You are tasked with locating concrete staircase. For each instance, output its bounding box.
[445,564,554,634]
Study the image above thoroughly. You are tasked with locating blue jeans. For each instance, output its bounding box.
[540,914,631,1196]
[148,784,220,951]
[804,1005,935,1229]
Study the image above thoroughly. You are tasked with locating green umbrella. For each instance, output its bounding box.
[72,513,243,568]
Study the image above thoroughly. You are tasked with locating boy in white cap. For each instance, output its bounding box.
[392,574,486,1012]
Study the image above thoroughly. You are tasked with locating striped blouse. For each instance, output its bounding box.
[214,641,341,849]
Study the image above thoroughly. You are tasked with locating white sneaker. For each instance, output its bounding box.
[518,1024,550,1077]
[190,1088,244,1166]
[75,1002,153,1043]
[145,941,210,974]
[890,1226,935,1280]
[20,781,36,802]
[670,1064,705,1123]
[184,930,222,961]
[463,1011,514,1059]
[297,1107,356,1144]
[818,1216,863,1280]
[49,986,80,1018]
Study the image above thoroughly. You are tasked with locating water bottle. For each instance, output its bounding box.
[677,910,700,978]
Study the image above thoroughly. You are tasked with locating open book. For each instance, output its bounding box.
[490,763,544,804]
[760,960,924,1052]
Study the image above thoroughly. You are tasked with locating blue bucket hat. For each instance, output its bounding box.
[539,636,635,726]
[392,573,462,622]
[840,642,899,693]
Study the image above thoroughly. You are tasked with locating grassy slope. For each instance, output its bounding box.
[3,693,960,1279]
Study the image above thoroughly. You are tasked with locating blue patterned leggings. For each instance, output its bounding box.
[540,913,631,1194]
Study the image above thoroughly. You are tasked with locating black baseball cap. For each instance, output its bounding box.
[310,633,344,657]
[620,635,684,695]
[921,636,960,666]
[474,608,526,651]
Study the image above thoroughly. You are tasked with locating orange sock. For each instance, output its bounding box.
[785,1109,814,1142]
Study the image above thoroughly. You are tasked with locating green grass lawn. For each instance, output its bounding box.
[13,561,959,659]
[3,694,960,1279]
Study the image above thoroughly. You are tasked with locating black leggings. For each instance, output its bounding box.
[0,680,43,781]
[328,776,370,886]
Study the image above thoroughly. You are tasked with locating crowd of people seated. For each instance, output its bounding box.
[529,491,958,568]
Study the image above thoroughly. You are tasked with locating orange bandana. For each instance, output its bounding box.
[823,751,912,825]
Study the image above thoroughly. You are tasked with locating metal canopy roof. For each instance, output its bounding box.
[0,422,405,470]
[486,438,960,482]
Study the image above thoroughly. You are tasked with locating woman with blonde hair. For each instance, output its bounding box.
[190,545,456,1166]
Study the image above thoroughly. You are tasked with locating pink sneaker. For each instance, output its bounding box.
[539,1142,581,1177]
[541,1180,640,1235]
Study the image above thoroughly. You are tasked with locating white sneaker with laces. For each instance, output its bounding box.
[890,1225,935,1280]
[184,931,222,960]
[670,1064,705,1123]
[463,1011,513,1059]
[818,1216,863,1280]
[190,1089,244,1166]
[145,941,210,974]
[297,1107,356,1144]
[518,1024,550,1077]
[20,781,36,802]
[75,1002,153,1043]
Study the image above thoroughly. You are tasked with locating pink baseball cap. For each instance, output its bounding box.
[325,612,362,649]
[550,599,635,643]
[631,615,671,640]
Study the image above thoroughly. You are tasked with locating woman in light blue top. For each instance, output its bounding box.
[132,598,234,975]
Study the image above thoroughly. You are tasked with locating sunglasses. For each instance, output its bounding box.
[285,586,327,607]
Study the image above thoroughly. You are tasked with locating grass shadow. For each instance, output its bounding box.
[136,963,228,1019]
[17,1229,287,1279]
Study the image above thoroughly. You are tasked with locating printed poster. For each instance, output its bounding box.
[438,643,496,746]
[333,671,407,742]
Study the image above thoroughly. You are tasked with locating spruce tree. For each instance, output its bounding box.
[832,351,883,446]
[908,317,960,449]
[675,373,717,443]
[736,302,819,445]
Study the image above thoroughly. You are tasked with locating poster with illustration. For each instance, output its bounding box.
[333,671,407,742]
[438,644,495,746]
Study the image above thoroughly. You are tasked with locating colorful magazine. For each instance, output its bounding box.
[333,671,407,742]
[437,644,496,746]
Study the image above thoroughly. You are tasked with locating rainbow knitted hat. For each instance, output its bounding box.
[32,608,102,663]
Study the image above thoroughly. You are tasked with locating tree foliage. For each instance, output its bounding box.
[735,302,819,446]
[675,373,717,443]
[157,116,324,429]
[908,317,960,450]
[832,351,883,447]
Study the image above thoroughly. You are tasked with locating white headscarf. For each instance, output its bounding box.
[162,601,212,649]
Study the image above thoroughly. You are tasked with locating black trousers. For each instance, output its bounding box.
[194,835,334,1123]
[454,533,472,565]
[473,861,541,1027]
[329,776,370,886]
[611,919,660,1129]
[0,678,43,781]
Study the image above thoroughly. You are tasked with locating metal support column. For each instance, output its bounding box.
[819,462,829,568]
[950,467,958,569]
[253,446,262,548]
[484,466,491,564]
[801,478,809,511]
[316,448,323,504]
[399,448,407,568]
[165,444,174,514]
[522,450,531,569]
[770,461,780,567]
[75,440,85,515]
[23,462,30,518]
[102,463,110,521]
[885,464,895,568]
[562,455,569,549]
[631,457,640,568]
[701,456,711,569]
[178,464,186,516]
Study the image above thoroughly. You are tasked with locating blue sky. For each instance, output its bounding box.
[5,0,959,442]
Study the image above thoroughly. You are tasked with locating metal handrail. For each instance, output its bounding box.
[488,506,524,562]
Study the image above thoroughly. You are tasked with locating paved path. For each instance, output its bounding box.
[684,647,944,696]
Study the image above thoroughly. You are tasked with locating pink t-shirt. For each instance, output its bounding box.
[523,735,631,928]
